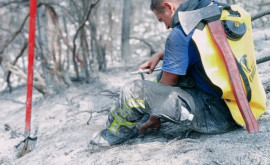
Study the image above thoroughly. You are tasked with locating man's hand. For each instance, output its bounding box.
[139,51,164,73]
[139,116,161,133]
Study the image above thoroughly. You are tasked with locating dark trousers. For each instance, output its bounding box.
[106,80,238,139]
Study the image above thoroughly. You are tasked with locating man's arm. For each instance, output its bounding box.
[139,51,164,73]
[159,71,179,85]
[140,50,179,85]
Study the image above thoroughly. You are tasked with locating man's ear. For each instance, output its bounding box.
[163,2,173,11]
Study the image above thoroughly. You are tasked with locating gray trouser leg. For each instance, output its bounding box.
[106,80,238,139]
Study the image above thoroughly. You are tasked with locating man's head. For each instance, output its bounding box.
[150,0,185,29]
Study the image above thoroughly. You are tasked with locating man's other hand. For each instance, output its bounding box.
[139,115,161,133]
[139,51,164,73]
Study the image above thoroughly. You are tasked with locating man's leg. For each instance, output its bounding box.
[90,80,197,146]
[90,80,238,146]
[186,88,239,134]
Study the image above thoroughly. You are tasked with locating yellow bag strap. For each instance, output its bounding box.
[220,9,245,25]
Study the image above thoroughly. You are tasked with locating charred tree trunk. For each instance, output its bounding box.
[63,17,70,71]
[89,16,97,69]
[44,4,71,91]
[81,28,90,83]
[108,0,115,64]
[72,0,100,80]
[96,35,106,71]
[37,5,51,87]
[121,0,131,64]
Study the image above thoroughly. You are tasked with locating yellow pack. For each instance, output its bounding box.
[192,5,266,126]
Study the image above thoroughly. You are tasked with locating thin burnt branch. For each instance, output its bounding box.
[0,3,45,55]
[72,0,101,80]
[256,56,270,64]
[252,10,270,21]
[0,14,29,55]
[129,36,156,55]
[6,41,28,93]
[0,0,28,8]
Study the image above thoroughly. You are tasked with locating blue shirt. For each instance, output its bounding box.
[162,25,218,97]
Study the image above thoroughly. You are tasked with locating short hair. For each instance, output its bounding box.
[150,0,165,13]
[150,0,184,13]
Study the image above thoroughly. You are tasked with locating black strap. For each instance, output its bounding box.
[235,57,252,102]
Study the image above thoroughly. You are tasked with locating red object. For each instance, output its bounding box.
[208,20,259,133]
[25,0,37,132]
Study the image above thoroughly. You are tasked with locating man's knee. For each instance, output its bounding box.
[122,80,145,95]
